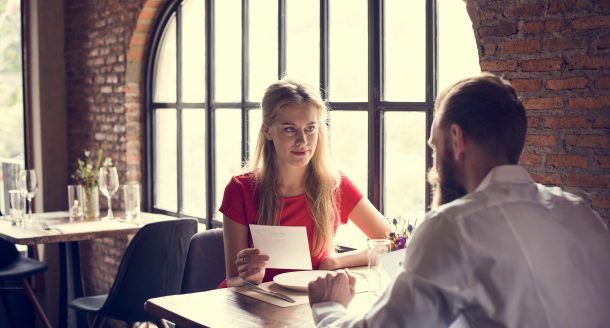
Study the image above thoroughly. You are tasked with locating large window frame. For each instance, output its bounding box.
[145,0,438,228]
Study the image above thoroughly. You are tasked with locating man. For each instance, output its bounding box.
[308,73,610,327]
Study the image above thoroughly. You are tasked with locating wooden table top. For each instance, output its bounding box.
[145,280,375,328]
[0,211,175,245]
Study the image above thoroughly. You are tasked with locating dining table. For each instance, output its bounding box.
[0,211,177,328]
[145,267,380,328]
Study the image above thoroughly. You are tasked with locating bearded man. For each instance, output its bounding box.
[307,73,610,327]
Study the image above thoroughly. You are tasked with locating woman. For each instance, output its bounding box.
[219,79,388,287]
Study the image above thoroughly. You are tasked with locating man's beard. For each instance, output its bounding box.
[427,149,467,209]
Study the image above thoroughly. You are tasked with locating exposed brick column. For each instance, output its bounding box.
[467,0,610,223]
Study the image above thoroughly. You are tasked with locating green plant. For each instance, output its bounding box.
[71,149,112,190]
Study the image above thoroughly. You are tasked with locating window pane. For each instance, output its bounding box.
[181,0,206,103]
[384,112,426,220]
[286,0,319,88]
[215,109,243,221]
[249,0,278,102]
[215,0,242,102]
[438,0,479,93]
[383,0,425,101]
[329,0,367,102]
[154,109,178,211]
[181,109,206,217]
[154,15,177,103]
[248,109,262,162]
[329,110,368,249]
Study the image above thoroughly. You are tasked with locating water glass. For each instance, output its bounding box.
[9,190,25,226]
[123,183,140,222]
[67,185,84,220]
[367,239,391,296]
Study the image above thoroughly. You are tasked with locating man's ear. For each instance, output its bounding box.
[263,125,273,141]
[450,124,465,160]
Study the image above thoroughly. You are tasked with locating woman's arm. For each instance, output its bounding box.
[223,215,269,286]
[320,198,389,270]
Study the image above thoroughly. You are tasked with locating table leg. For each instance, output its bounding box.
[68,241,88,327]
[58,243,67,327]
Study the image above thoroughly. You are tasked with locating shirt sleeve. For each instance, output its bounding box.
[218,176,248,225]
[337,174,364,224]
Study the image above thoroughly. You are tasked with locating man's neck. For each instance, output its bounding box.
[463,151,510,193]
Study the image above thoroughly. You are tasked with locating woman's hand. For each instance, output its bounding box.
[236,248,270,284]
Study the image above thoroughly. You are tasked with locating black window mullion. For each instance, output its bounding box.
[367,0,383,211]
[278,0,286,77]
[176,4,184,216]
[425,0,437,209]
[241,0,249,164]
[320,0,328,98]
[205,0,216,228]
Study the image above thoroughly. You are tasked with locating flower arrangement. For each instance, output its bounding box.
[71,149,113,189]
[386,216,418,251]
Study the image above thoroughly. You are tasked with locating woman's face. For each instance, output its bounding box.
[264,102,319,169]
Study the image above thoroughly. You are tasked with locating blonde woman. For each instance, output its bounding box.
[219,79,389,288]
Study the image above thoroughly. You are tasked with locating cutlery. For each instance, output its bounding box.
[244,281,295,303]
[39,222,63,234]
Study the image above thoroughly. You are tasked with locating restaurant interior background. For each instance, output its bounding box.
[1,0,608,327]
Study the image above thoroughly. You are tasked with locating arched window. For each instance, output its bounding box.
[145,0,478,243]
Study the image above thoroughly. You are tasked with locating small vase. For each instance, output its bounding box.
[83,186,100,220]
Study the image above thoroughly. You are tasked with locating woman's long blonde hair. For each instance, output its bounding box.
[248,79,339,256]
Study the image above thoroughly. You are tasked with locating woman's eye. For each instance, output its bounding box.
[305,126,316,133]
[284,127,296,133]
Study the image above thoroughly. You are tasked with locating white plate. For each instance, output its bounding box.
[273,270,331,291]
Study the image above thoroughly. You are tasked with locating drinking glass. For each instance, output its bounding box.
[367,239,391,297]
[67,185,84,220]
[98,166,119,221]
[123,183,141,222]
[19,169,38,224]
[9,189,25,226]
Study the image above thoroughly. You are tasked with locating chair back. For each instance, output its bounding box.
[181,229,226,293]
[101,219,197,323]
[0,238,19,268]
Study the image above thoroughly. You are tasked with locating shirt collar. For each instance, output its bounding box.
[474,165,534,193]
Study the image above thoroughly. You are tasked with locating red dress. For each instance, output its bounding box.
[218,172,363,287]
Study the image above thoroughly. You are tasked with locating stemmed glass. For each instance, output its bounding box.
[19,169,38,224]
[98,166,119,221]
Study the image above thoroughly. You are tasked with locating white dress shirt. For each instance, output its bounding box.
[312,165,610,327]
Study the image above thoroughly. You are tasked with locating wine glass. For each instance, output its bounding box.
[98,166,119,221]
[19,169,38,224]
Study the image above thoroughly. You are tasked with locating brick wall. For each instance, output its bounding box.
[468,0,610,223]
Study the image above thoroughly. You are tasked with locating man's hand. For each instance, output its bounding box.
[307,270,356,308]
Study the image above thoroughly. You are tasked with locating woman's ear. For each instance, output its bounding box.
[450,123,465,160]
[263,125,273,141]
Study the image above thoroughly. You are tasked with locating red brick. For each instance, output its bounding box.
[571,15,610,30]
[510,79,541,92]
[546,77,588,90]
[481,60,518,72]
[544,37,586,51]
[546,154,588,168]
[565,134,610,148]
[505,3,544,17]
[523,97,563,110]
[543,116,589,128]
[138,7,157,20]
[592,195,610,209]
[594,76,610,89]
[127,47,144,61]
[129,33,146,47]
[530,172,561,186]
[595,35,610,49]
[569,96,610,110]
[483,43,496,56]
[596,156,610,168]
[593,115,610,128]
[526,134,558,146]
[520,152,542,166]
[549,0,593,14]
[602,0,610,8]
[527,116,540,128]
[501,40,541,54]
[566,174,609,188]
[544,20,565,32]
[568,55,610,69]
[479,23,518,38]
[479,10,496,21]
[522,21,544,33]
[522,59,563,72]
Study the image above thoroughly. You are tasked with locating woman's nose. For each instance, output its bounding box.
[295,130,307,145]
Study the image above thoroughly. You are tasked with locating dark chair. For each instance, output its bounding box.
[69,219,197,328]
[0,238,52,328]
[181,228,226,293]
